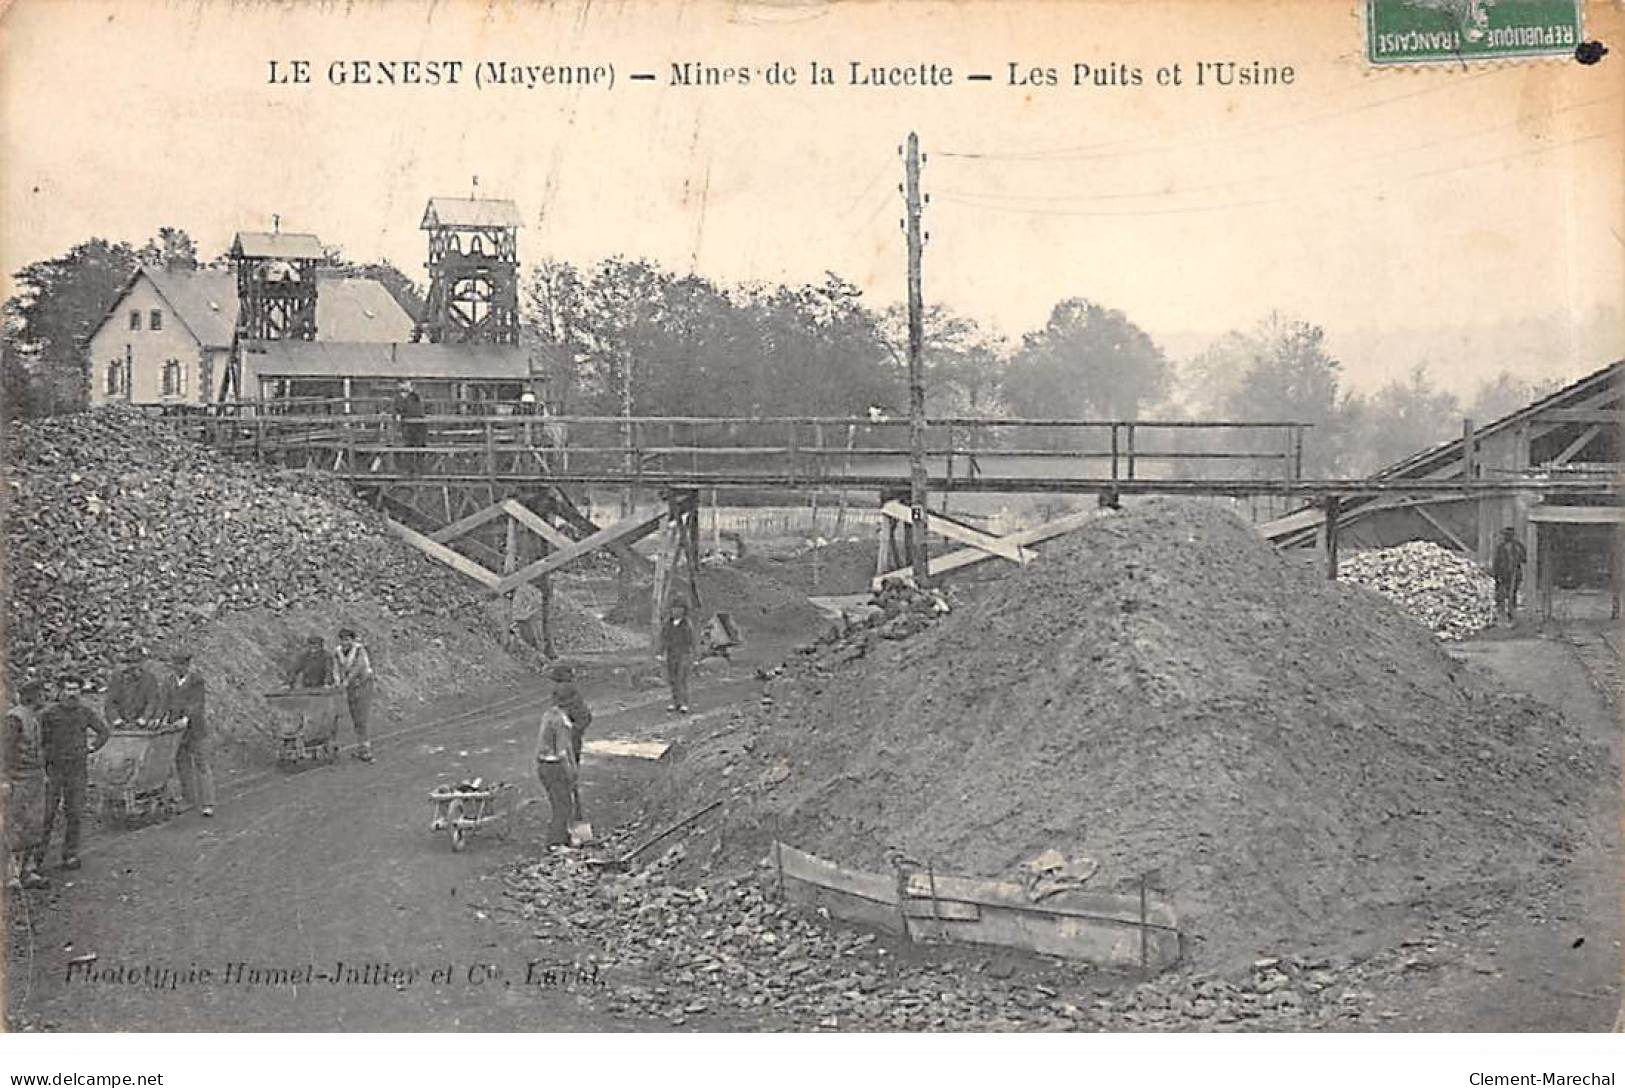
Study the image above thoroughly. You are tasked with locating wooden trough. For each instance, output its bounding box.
[775,842,1180,971]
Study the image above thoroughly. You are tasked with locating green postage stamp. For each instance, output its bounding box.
[1367,0,1583,64]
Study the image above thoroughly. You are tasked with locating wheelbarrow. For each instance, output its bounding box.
[264,688,346,766]
[89,724,187,823]
[428,779,518,852]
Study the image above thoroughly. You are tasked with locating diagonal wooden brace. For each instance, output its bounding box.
[880,501,1036,564]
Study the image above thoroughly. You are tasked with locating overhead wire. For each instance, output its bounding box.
[933,94,1622,207]
[931,128,1618,219]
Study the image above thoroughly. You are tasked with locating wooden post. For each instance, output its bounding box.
[504,516,518,576]
[1321,495,1341,580]
[1126,423,1137,481]
[709,488,722,554]
[1139,873,1149,971]
[1292,426,1305,482]
[904,132,931,585]
[1110,424,1120,481]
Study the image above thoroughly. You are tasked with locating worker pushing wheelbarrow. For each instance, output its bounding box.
[263,687,345,766]
[89,722,188,824]
[264,634,346,766]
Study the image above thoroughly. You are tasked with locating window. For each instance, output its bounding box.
[161,359,182,397]
[105,362,120,396]
[199,358,214,401]
[149,309,163,331]
[128,311,141,331]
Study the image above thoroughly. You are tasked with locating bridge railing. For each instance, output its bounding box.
[131,403,1311,486]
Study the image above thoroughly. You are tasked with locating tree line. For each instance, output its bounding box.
[2,229,1558,477]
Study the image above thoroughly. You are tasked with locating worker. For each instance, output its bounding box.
[106,648,163,728]
[534,690,579,848]
[4,680,51,889]
[393,381,428,475]
[40,678,109,871]
[509,582,549,657]
[333,627,376,762]
[163,649,214,818]
[661,598,695,715]
[550,663,592,763]
[287,635,334,689]
[1492,526,1529,622]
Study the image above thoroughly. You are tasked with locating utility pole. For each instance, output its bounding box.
[903,131,930,586]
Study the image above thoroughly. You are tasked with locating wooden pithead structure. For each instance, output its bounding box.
[141,402,1619,647]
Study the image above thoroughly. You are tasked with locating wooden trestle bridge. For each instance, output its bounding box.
[144,404,1620,644]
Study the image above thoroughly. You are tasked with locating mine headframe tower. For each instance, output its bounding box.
[230,229,324,342]
[413,197,522,346]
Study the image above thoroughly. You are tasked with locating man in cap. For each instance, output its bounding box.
[287,635,334,689]
[509,581,551,657]
[1492,526,1529,622]
[661,598,695,715]
[164,649,214,818]
[393,380,428,475]
[4,680,51,889]
[534,690,580,848]
[106,648,163,729]
[333,627,376,762]
[40,677,109,870]
[550,663,592,763]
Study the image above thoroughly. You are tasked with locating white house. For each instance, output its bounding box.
[87,266,414,407]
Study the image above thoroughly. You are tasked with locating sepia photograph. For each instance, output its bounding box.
[0,0,1622,1068]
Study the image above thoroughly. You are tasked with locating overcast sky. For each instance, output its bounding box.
[2,0,1620,395]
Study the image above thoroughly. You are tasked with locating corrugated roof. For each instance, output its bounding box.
[100,268,416,349]
[421,197,523,230]
[249,342,529,380]
[230,232,326,260]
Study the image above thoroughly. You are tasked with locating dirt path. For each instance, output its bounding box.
[1423,623,1622,1031]
[5,658,765,1032]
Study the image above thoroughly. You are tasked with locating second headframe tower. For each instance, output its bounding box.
[413,196,522,345]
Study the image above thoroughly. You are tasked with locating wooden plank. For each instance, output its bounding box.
[902,871,1177,930]
[1415,504,1471,552]
[428,498,508,545]
[1529,505,1625,524]
[1537,409,1622,425]
[880,501,1036,564]
[387,519,502,589]
[916,904,1180,969]
[492,507,667,593]
[898,898,981,922]
[777,842,899,904]
[1552,425,1604,467]
[874,509,1095,588]
[499,498,575,550]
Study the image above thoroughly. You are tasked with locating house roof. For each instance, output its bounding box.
[144,267,238,347]
[421,198,523,230]
[230,232,325,260]
[248,342,530,381]
[92,268,416,350]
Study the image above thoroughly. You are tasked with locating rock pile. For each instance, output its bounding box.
[496,839,1393,1031]
[648,500,1605,971]
[4,408,489,686]
[1339,541,1497,640]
